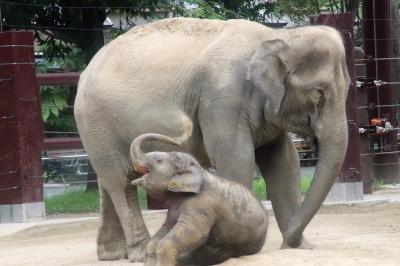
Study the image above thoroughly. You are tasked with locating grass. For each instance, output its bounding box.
[372,179,385,191]
[252,176,313,200]
[301,176,313,195]
[45,187,148,215]
[252,177,267,200]
[45,178,313,214]
[45,189,100,215]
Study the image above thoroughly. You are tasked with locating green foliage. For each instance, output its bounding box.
[323,0,360,14]
[372,179,384,191]
[36,43,86,72]
[1,0,167,62]
[237,0,276,23]
[40,83,78,136]
[36,43,85,135]
[179,0,276,22]
[40,86,68,122]
[275,0,319,23]
[45,187,147,214]
[178,0,324,24]
[180,0,226,19]
[1,0,331,64]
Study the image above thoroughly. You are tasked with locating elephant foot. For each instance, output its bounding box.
[144,257,157,266]
[128,243,147,262]
[97,243,128,261]
[280,236,315,250]
[297,238,315,249]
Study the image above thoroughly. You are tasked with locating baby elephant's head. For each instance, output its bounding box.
[130,133,204,200]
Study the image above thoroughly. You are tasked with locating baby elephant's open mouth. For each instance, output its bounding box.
[135,164,150,175]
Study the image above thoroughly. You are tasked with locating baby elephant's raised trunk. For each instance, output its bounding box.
[130,113,193,171]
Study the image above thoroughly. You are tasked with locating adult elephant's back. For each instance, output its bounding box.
[76,18,225,110]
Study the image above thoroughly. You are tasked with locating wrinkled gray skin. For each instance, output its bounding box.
[130,133,268,266]
[74,18,349,262]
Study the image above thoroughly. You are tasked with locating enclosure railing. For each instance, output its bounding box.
[36,72,99,189]
[37,72,82,151]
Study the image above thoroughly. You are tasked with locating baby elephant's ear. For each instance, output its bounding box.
[168,168,203,194]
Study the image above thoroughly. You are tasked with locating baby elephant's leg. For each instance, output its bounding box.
[155,211,215,266]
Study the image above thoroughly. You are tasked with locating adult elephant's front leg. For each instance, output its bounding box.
[199,103,256,187]
[201,126,256,188]
[255,133,313,249]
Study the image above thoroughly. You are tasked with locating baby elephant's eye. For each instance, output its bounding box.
[154,155,162,163]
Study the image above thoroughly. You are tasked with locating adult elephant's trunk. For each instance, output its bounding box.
[285,110,348,247]
[130,133,182,172]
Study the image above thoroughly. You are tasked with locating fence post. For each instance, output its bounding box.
[355,47,374,194]
[310,13,364,201]
[0,31,45,222]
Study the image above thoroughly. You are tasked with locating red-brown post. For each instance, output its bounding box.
[0,31,44,222]
[310,13,363,201]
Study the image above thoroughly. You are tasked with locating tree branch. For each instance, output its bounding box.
[39,29,77,45]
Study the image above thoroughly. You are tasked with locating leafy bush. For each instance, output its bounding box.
[41,86,69,122]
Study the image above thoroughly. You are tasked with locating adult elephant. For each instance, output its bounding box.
[74,18,349,262]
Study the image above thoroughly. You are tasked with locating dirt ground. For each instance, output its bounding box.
[1,202,400,266]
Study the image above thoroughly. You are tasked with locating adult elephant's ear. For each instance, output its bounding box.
[168,167,203,193]
[246,39,292,114]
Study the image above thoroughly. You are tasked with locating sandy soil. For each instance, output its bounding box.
[1,202,399,266]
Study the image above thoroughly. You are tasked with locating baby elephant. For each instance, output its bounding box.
[130,133,268,266]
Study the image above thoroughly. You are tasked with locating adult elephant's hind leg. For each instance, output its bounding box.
[100,168,150,262]
[85,137,150,262]
[255,133,313,249]
[97,185,127,260]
